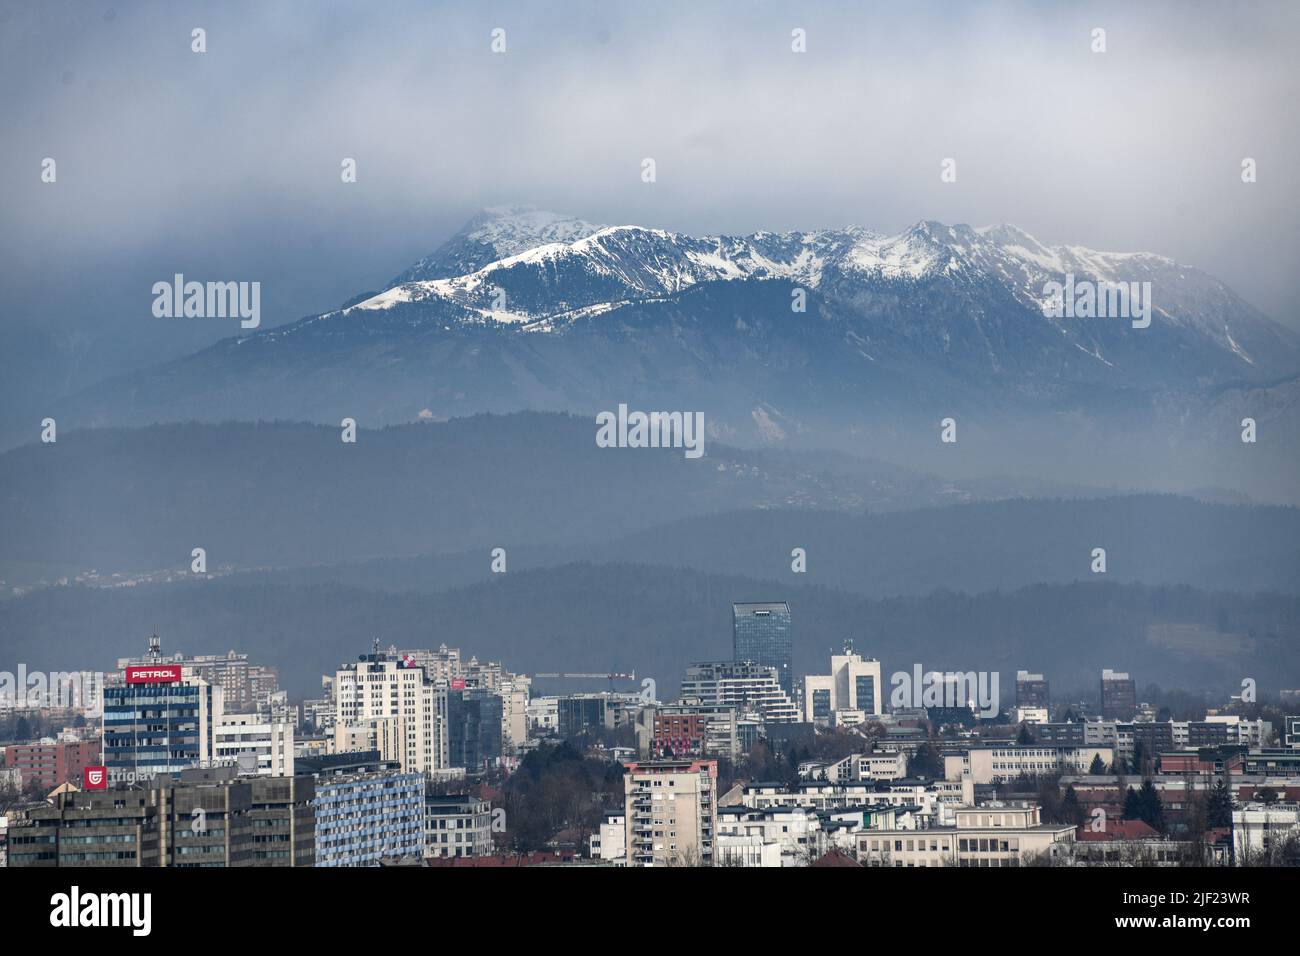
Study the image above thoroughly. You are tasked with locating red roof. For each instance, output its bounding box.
[810,849,862,867]
[1076,819,1160,842]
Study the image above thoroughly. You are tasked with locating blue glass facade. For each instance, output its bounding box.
[732,602,793,696]
[447,689,503,771]
[103,682,211,780]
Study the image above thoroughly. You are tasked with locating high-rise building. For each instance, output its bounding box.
[313,770,424,867]
[803,643,882,725]
[733,602,793,696]
[333,644,443,775]
[445,688,503,772]
[680,661,799,725]
[1100,669,1137,720]
[498,676,531,754]
[624,758,718,867]
[115,648,279,714]
[1015,671,1050,710]
[103,645,223,782]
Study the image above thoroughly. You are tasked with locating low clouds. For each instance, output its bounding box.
[1,0,1297,406]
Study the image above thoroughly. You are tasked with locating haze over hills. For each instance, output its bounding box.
[48,207,1300,500]
[2,416,1295,595]
[2,564,1296,701]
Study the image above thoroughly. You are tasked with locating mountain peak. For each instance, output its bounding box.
[390,206,606,286]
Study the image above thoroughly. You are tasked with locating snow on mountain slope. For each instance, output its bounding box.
[388,205,606,286]
[345,208,1293,381]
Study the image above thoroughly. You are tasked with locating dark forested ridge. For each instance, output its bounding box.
[1,416,1295,597]
[246,497,1300,599]
[1,564,1294,700]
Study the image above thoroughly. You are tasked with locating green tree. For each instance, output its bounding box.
[1124,779,1166,834]
[1205,776,1233,828]
[1061,785,1084,828]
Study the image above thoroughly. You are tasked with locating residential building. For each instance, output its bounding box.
[680,660,799,725]
[647,703,740,761]
[333,645,443,775]
[1015,671,1050,710]
[1232,802,1300,864]
[624,758,718,867]
[213,713,295,776]
[2,737,101,791]
[799,751,908,783]
[944,745,1115,784]
[589,811,626,863]
[1100,669,1137,720]
[313,770,425,867]
[424,793,494,859]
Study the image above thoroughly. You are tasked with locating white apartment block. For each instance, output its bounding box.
[945,745,1114,784]
[742,779,969,827]
[589,811,626,863]
[424,794,494,859]
[716,833,782,867]
[212,713,294,776]
[680,661,800,724]
[800,751,908,783]
[715,805,823,866]
[334,655,444,775]
[858,803,1075,867]
[1232,802,1300,864]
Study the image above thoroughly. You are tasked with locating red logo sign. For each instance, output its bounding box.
[84,766,108,790]
[125,664,182,684]
[451,678,466,690]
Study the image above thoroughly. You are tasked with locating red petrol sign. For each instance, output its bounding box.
[124,664,183,684]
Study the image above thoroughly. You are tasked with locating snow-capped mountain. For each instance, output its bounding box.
[388,205,607,286]
[59,206,1300,496]
[338,210,1290,380]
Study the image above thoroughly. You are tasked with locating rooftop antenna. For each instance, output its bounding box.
[148,631,161,663]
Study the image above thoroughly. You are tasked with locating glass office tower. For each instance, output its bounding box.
[732,602,793,696]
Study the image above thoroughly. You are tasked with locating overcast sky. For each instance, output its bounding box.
[2,0,1298,400]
